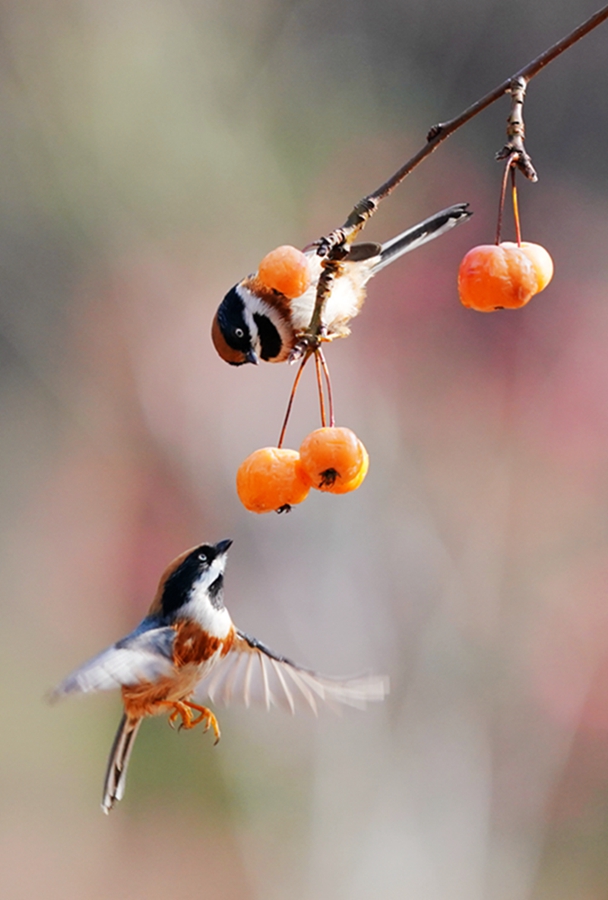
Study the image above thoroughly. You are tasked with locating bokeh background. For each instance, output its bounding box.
[2,1,608,897]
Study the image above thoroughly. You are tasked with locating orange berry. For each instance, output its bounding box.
[329,444,369,494]
[458,242,552,312]
[503,241,554,293]
[299,427,368,493]
[236,447,311,513]
[258,245,311,299]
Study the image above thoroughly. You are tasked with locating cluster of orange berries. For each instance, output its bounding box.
[458,240,554,312]
[233,185,556,513]
[237,427,369,513]
[457,162,553,312]
[236,246,370,514]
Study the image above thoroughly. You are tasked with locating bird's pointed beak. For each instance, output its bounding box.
[245,349,259,365]
[214,538,233,557]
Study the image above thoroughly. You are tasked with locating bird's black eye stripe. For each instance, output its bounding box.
[217,287,252,351]
[159,544,216,616]
[253,312,282,361]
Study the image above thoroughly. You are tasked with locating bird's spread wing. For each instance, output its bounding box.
[196,630,389,715]
[49,620,176,701]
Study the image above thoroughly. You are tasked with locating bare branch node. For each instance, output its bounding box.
[495,76,538,182]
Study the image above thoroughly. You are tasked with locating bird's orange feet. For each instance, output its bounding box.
[185,702,221,744]
[163,700,192,730]
[162,701,221,743]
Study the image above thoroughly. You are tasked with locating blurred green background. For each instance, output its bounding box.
[2,1,608,897]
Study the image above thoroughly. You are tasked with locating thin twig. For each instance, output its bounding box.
[367,2,608,213]
[495,76,537,182]
[301,4,608,347]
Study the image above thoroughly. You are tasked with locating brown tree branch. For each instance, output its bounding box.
[319,2,608,255]
[289,4,608,360]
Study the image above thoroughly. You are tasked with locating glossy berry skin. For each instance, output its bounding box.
[258,246,312,299]
[506,242,554,292]
[458,242,553,312]
[299,427,368,493]
[236,447,311,513]
[328,444,369,494]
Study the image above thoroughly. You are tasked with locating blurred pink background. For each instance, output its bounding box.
[2,1,608,898]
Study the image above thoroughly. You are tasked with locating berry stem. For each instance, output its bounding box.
[317,348,335,428]
[511,167,522,245]
[496,158,513,245]
[277,350,312,449]
[314,350,327,427]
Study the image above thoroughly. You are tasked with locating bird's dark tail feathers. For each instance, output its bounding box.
[374,202,471,274]
[101,714,142,814]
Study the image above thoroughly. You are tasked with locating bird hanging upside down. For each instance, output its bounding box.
[212,203,471,365]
